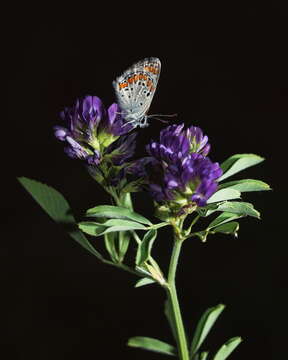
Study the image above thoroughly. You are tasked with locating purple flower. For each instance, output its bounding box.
[186,126,210,156]
[146,124,210,164]
[147,124,190,163]
[132,124,222,212]
[106,103,134,136]
[54,95,133,165]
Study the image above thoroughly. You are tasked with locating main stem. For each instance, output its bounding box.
[167,239,190,360]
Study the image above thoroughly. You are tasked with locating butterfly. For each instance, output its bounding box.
[113,57,161,128]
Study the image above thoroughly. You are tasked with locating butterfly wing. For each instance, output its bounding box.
[113,57,161,125]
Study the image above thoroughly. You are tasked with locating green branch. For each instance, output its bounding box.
[166,238,190,360]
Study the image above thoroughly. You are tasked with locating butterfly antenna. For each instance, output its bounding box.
[148,113,178,124]
[153,117,169,124]
[149,113,178,118]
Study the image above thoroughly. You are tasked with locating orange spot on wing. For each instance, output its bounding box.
[144,65,159,74]
[146,80,152,87]
[119,82,128,89]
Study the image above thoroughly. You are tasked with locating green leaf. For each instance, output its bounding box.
[190,304,226,358]
[212,201,260,218]
[104,232,119,262]
[78,222,107,236]
[210,222,239,237]
[18,176,73,223]
[213,337,242,360]
[201,201,260,219]
[79,219,147,237]
[118,231,130,262]
[86,205,152,225]
[207,188,241,204]
[218,179,271,192]
[18,177,103,259]
[200,352,209,360]
[136,229,157,266]
[219,154,264,181]
[164,299,177,341]
[127,336,176,356]
[207,212,243,229]
[192,213,241,242]
[135,277,156,288]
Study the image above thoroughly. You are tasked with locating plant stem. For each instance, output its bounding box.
[167,239,190,360]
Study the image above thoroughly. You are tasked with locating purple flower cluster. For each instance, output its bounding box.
[134,124,222,209]
[54,95,134,165]
[54,97,221,209]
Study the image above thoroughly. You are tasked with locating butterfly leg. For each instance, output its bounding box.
[120,119,137,129]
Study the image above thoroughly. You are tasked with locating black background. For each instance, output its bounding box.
[3,9,286,360]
